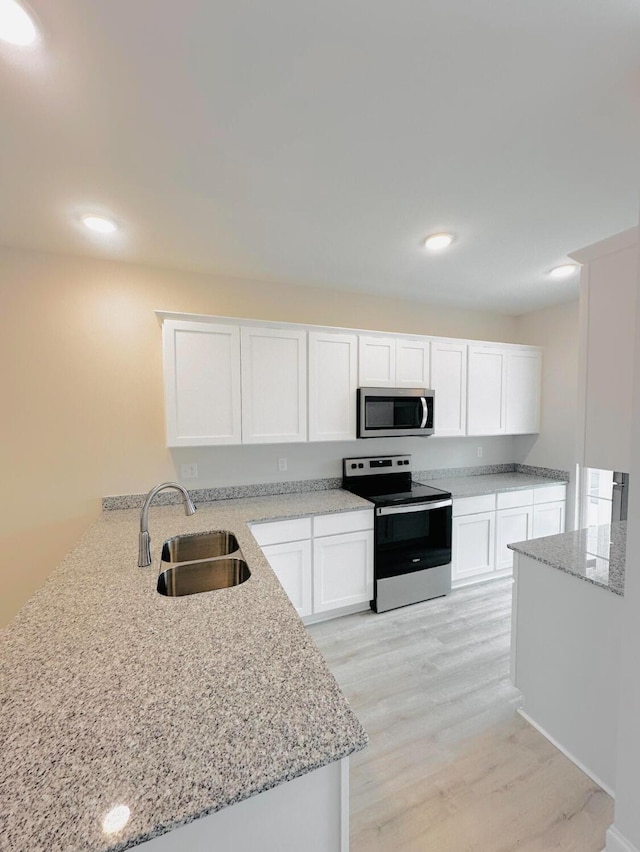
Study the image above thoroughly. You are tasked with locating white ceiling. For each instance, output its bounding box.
[1,0,640,314]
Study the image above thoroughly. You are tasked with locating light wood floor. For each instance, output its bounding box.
[309,578,613,852]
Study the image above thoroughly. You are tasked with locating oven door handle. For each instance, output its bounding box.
[420,397,428,429]
[376,499,452,516]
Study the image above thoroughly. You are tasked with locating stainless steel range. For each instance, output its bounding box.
[342,454,452,613]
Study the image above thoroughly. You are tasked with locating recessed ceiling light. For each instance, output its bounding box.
[81,215,118,235]
[102,805,131,834]
[424,233,454,251]
[0,0,37,46]
[548,263,579,280]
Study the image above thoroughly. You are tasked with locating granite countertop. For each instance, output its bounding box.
[508,522,626,596]
[1,491,371,852]
[421,471,569,498]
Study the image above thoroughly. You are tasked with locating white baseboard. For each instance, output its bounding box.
[517,709,615,799]
[303,601,370,625]
[606,825,640,852]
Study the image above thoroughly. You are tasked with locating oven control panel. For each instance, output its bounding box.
[343,454,412,477]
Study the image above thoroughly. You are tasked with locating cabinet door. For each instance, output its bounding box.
[162,320,241,447]
[505,349,542,434]
[452,511,495,581]
[431,342,468,436]
[358,336,396,387]
[533,501,566,538]
[261,540,313,618]
[496,505,533,571]
[241,327,307,443]
[313,531,374,613]
[467,345,507,435]
[395,338,431,388]
[308,332,358,442]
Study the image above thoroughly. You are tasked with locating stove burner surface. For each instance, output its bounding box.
[344,481,451,507]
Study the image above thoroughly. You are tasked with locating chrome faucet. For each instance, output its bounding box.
[138,482,197,567]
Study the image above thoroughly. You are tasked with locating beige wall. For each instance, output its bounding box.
[513,300,580,471]
[513,299,580,526]
[1,245,520,627]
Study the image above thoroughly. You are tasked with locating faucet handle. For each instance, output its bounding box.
[138,531,152,567]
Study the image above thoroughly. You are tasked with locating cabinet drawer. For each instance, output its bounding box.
[497,489,534,510]
[534,484,567,504]
[313,509,373,538]
[453,494,496,517]
[250,517,311,546]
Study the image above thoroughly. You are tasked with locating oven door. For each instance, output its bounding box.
[358,389,434,438]
[375,499,452,580]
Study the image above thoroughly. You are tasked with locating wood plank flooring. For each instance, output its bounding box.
[308,578,613,852]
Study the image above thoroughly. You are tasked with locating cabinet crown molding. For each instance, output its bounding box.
[155,309,541,352]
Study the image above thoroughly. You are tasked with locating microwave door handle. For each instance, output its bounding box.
[420,397,428,428]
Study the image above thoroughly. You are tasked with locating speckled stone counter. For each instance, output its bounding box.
[1,491,371,852]
[508,522,626,596]
[420,471,569,498]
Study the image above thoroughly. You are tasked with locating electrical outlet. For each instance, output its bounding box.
[278,458,288,472]
[477,447,483,459]
[181,463,198,479]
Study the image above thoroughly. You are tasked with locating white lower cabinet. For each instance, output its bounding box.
[495,506,533,571]
[250,509,374,622]
[533,501,566,538]
[452,511,496,581]
[260,540,313,618]
[313,531,374,613]
[452,484,566,585]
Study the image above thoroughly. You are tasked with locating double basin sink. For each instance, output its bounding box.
[157,530,250,597]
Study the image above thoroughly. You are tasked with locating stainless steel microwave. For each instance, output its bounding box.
[357,387,435,438]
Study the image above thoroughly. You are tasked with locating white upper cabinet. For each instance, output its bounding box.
[467,344,508,436]
[241,326,307,443]
[431,341,468,436]
[395,338,431,387]
[162,320,242,446]
[160,314,542,446]
[308,332,358,442]
[358,336,430,388]
[358,336,396,386]
[505,348,542,435]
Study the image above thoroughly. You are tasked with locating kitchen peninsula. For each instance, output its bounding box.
[1,491,370,852]
[509,523,626,796]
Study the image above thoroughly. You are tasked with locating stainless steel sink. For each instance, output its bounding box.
[160,530,239,564]
[157,558,251,597]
